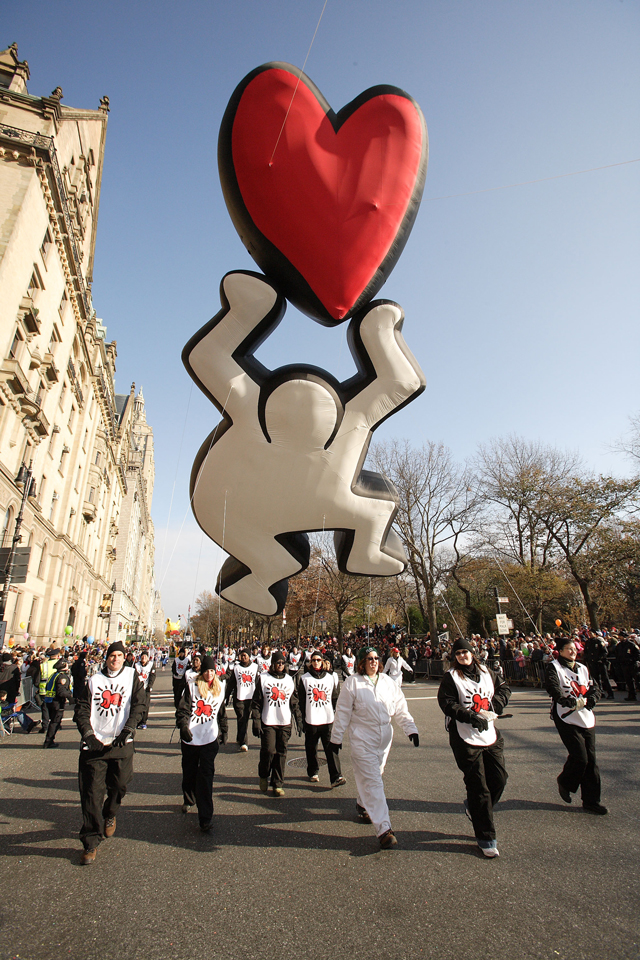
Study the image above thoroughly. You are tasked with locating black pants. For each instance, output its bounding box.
[588,662,613,697]
[622,664,637,698]
[258,724,291,786]
[139,689,151,724]
[449,727,508,841]
[78,748,134,851]
[305,723,342,782]
[40,699,53,732]
[173,678,185,709]
[554,716,601,804]
[233,698,252,745]
[181,739,219,825]
[44,703,64,744]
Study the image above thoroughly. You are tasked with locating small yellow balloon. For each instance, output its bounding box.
[19,621,26,630]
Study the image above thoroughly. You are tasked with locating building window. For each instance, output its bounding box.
[68,406,76,431]
[75,466,81,492]
[9,328,23,361]
[58,289,68,322]
[59,445,69,474]
[40,229,52,262]
[1,507,13,548]
[27,264,44,297]
[94,450,101,467]
[58,382,67,410]
[49,494,58,523]
[27,596,38,634]
[88,486,96,504]
[82,429,88,452]
[37,541,48,578]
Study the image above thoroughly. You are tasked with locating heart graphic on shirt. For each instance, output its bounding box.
[471,693,490,714]
[570,680,588,697]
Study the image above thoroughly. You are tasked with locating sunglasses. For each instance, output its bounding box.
[364,656,379,662]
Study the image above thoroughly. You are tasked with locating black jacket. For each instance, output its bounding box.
[438,664,511,724]
[296,667,339,726]
[251,666,302,727]
[73,665,146,757]
[176,679,228,744]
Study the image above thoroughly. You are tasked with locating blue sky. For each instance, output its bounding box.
[4,1,639,617]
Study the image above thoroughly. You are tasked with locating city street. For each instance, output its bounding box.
[1,672,638,960]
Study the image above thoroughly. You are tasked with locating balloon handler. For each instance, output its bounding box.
[330,646,419,850]
[251,651,302,796]
[73,641,146,865]
[545,636,607,815]
[437,638,511,858]
[176,655,228,831]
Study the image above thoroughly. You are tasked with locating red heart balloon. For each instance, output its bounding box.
[219,63,428,325]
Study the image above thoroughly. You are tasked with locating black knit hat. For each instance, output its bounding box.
[271,651,286,666]
[106,641,126,658]
[451,638,474,655]
[200,655,216,672]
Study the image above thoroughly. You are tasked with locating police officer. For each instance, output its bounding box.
[42,658,74,748]
[36,648,61,736]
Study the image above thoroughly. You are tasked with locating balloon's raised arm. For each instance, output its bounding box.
[343,302,426,430]
[182,271,286,419]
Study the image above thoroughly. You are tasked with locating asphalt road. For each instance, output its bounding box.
[1,671,638,960]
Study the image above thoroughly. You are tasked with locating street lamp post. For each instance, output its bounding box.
[0,461,36,631]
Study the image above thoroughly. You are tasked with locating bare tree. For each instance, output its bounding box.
[371,439,480,639]
[533,474,640,630]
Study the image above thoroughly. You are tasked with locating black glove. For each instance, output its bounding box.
[586,695,596,710]
[409,733,419,747]
[469,713,489,732]
[295,719,304,737]
[83,734,103,752]
[252,720,262,738]
[112,727,134,748]
[218,730,227,745]
[559,696,577,709]
[180,727,193,743]
[329,742,342,754]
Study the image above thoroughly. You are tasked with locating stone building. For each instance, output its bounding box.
[108,387,159,645]
[0,43,162,646]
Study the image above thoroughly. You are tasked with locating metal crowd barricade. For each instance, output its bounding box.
[414,656,547,687]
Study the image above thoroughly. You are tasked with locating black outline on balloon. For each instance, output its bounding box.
[218,61,429,326]
[181,270,425,615]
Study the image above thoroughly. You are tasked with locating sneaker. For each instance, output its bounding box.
[272,786,285,797]
[240,744,248,752]
[81,848,97,865]
[309,774,320,782]
[356,803,372,824]
[42,740,59,749]
[259,777,269,794]
[138,723,147,730]
[104,817,116,838]
[181,802,191,814]
[331,777,347,788]
[379,829,397,849]
[200,820,213,832]
[557,777,572,804]
[463,799,473,822]
[583,802,608,815]
[478,840,500,858]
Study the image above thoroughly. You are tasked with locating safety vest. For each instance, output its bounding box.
[39,659,58,697]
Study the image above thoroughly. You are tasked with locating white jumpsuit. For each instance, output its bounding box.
[382,655,413,686]
[331,672,417,836]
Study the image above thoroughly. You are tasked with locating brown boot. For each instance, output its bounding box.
[104,817,116,838]
[81,848,97,865]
